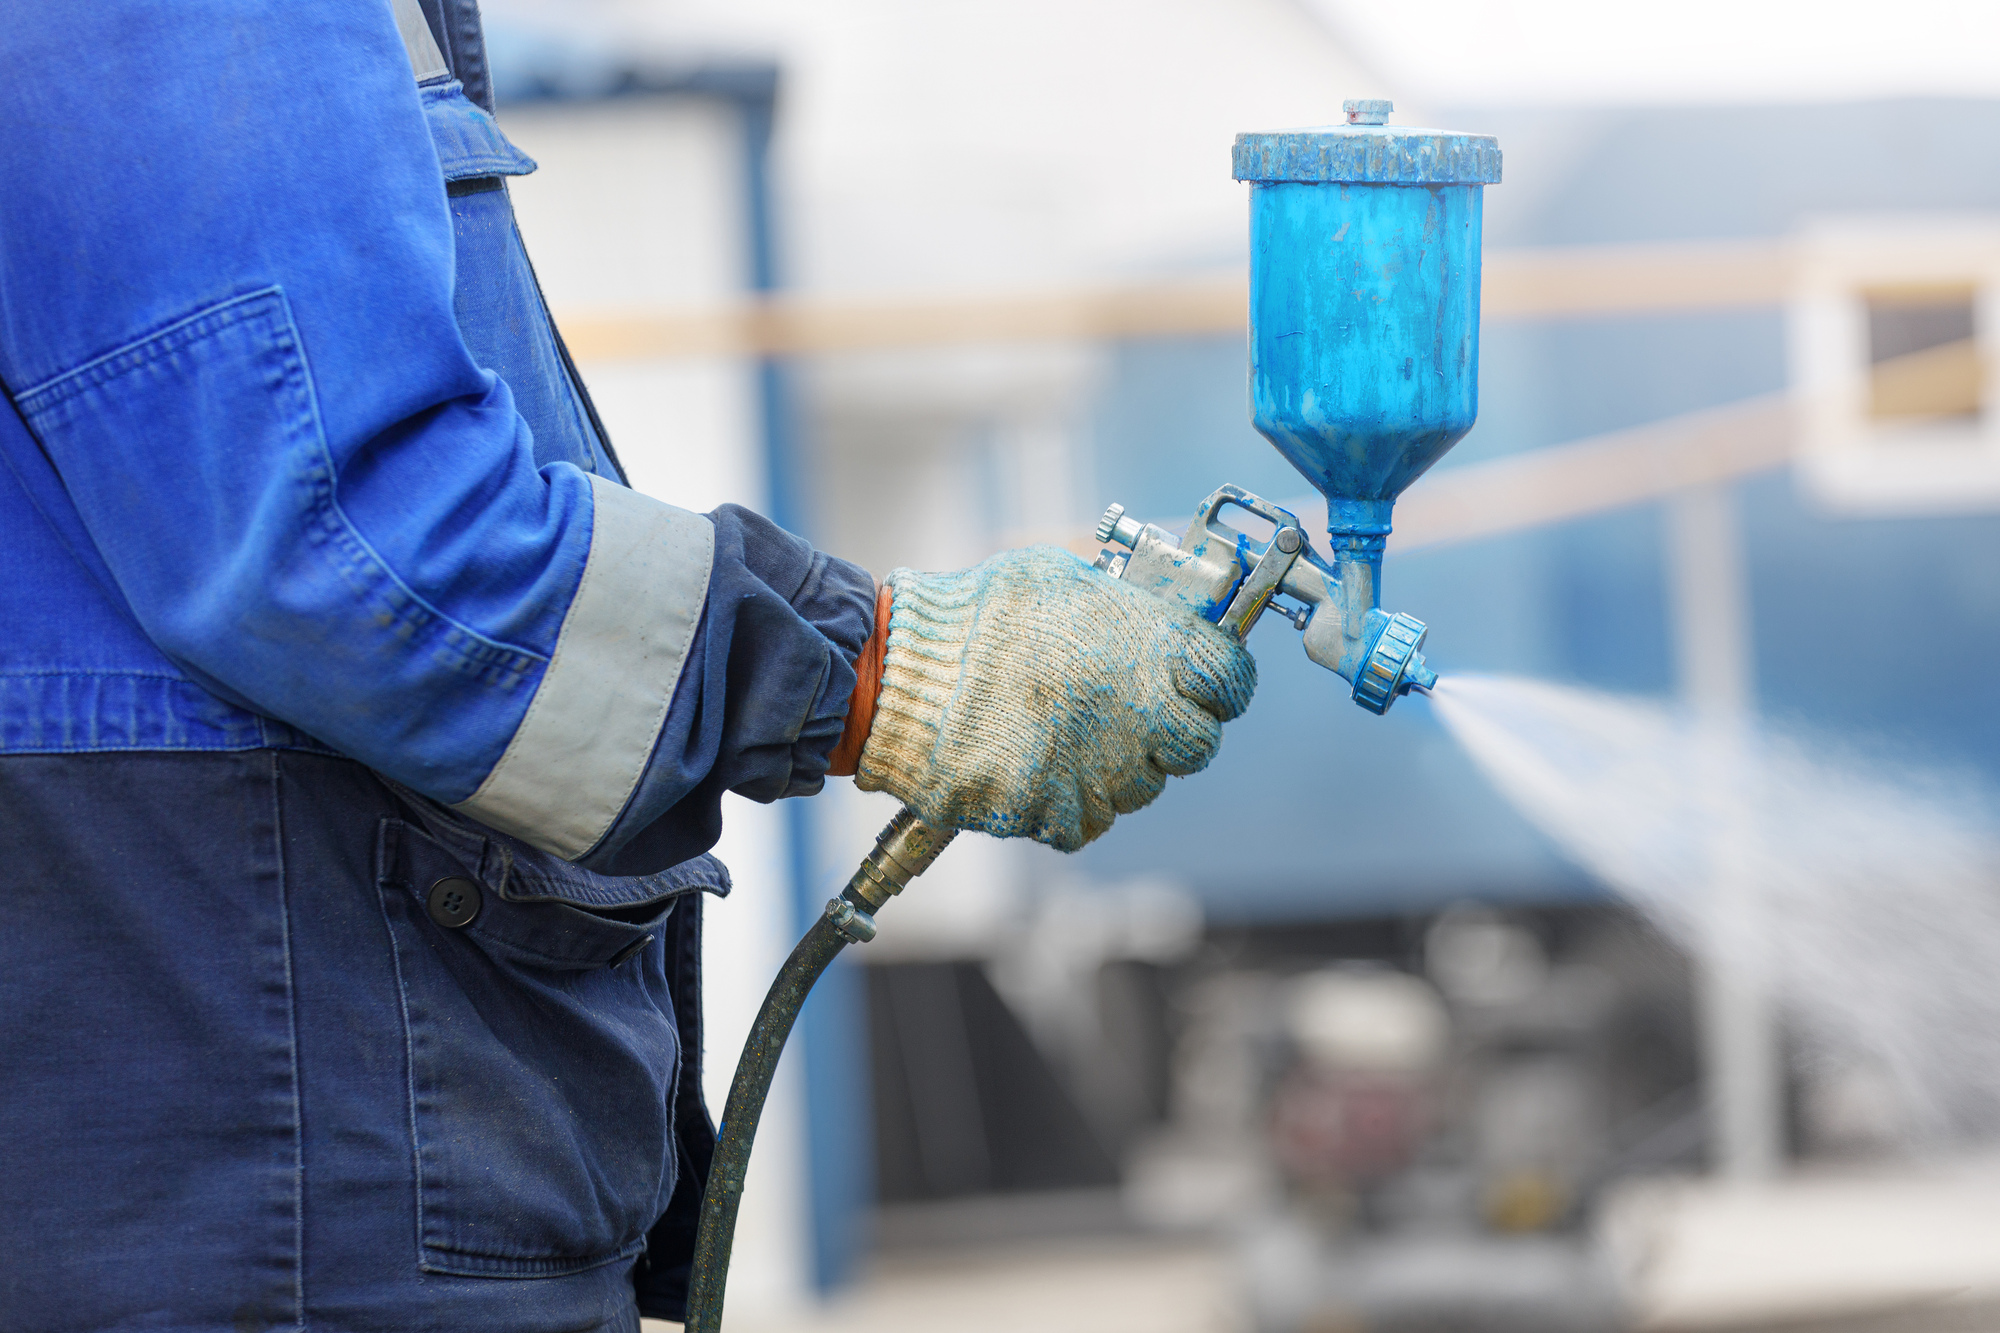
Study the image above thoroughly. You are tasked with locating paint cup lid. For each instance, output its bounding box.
[1233,100,1501,185]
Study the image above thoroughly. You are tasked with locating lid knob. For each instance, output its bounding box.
[1343,99,1393,126]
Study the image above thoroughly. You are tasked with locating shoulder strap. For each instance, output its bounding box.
[392,0,449,83]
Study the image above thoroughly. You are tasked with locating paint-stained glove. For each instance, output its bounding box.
[854,546,1257,851]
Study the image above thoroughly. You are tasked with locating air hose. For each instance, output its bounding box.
[683,806,955,1333]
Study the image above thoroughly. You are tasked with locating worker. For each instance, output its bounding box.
[0,3,1256,1330]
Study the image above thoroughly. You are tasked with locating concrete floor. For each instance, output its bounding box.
[644,1236,1239,1333]
[650,1157,2000,1333]
[1603,1157,2000,1330]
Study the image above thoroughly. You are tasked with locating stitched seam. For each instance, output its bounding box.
[17,289,277,407]
[268,752,307,1329]
[0,740,278,754]
[653,908,683,1220]
[494,883,703,909]
[418,1237,645,1275]
[373,823,430,1272]
[0,668,217,680]
[439,151,530,178]
[0,673,270,753]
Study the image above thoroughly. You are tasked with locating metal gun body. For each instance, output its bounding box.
[1094,484,1436,713]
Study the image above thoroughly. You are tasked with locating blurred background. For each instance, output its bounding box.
[478,1,2000,1328]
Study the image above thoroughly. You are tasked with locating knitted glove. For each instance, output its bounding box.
[854,545,1257,852]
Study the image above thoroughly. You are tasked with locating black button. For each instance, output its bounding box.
[608,933,655,969]
[426,876,482,928]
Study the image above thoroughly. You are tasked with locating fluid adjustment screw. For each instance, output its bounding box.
[1351,611,1428,715]
[1344,99,1392,126]
[1095,503,1126,543]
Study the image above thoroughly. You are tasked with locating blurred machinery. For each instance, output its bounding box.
[1269,968,1447,1207]
[1153,906,1699,1333]
[865,898,1703,1331]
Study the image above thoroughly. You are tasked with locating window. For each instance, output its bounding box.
[1866,284,1978,422]
[1789,220,2000,514]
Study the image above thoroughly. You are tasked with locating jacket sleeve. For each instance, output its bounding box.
[580,505,877,877]
[0,1,866,872]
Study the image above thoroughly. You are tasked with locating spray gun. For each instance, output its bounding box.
[1094,98,1499,711]
[684,100,1499,1330]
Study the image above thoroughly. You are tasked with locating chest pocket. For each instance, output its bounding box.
[419,81,621,480]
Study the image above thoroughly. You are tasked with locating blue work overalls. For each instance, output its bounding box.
[0,2,881,1327]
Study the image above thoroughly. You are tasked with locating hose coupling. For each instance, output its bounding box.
[843,808,957,912]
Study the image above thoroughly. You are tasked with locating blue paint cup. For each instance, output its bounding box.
[1234,106,1501,551]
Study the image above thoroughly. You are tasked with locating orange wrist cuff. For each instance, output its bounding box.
[826,583,892,778]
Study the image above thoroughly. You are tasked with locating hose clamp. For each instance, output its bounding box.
[825,897,878,943]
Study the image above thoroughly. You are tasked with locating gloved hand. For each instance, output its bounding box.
[852,545,1257,852]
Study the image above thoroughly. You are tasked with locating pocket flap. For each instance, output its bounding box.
[378,817,665,971]
[421,81,537,182]
[379,775,732,911]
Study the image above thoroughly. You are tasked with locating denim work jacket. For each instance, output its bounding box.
[0,0,875,878]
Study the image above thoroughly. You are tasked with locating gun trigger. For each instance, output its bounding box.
[1217,526,1303,637]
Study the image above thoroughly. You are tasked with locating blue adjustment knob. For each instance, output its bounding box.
[1352,612,1432,714]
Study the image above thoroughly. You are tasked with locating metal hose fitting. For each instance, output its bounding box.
[841,806,956,911]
